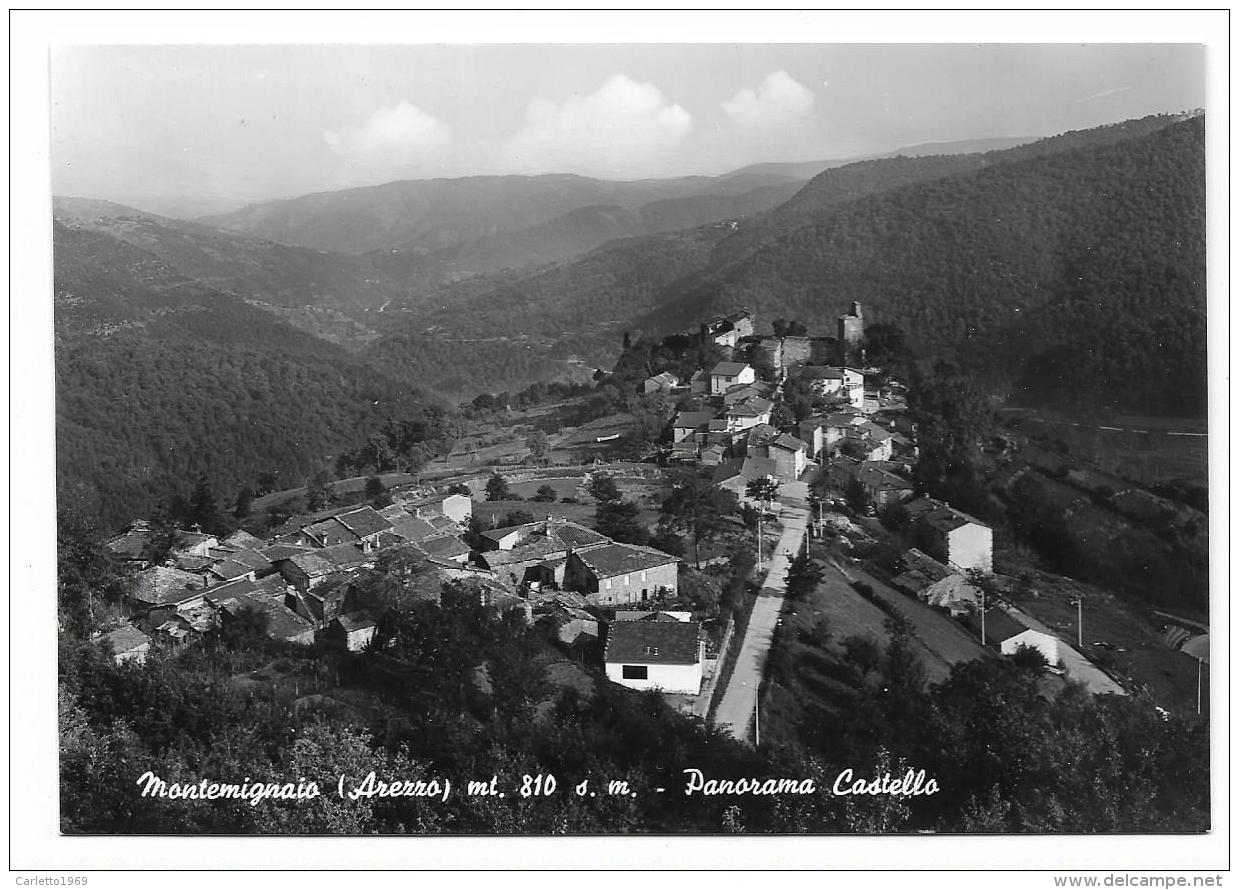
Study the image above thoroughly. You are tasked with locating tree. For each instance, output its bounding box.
[57,508,131,635]
[525,429,550,463]
[233,486,254,520]
[354,546,445,617]
[140,503,182,567]
[532,483,558,503]
[745,478,780,513]
[862,323,911,372]
[769,402,797,431]
[365,475,393,508]
[485,472,511,502]
[784,542,823,601]
[446,482,472,497]
[587,471,622,504]
[305,469,337,512]
[217,605,271,651]
[189,472,226,534]
[648,528,686,558]
[502,509,536,527]
[660,470,739,567]
[595,499,648,545]
[844,474,869,512]
[679,570,722,616]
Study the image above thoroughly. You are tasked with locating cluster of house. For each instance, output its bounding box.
[94,487,702,697]
[95,490,477,663]
[645,306,916,509]
[882,498,1094,673]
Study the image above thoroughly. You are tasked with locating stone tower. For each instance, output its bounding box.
[837,301,864,365]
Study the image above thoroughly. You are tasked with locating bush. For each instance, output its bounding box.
[842,634,883,674]
[1010,644,1050,671]
[532,484,558,503]
[801,616,832,648]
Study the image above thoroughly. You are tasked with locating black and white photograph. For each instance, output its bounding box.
[9,8,1229,879]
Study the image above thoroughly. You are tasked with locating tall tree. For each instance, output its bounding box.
[188,473,228,534]
[660,470,739,566]
[485,472,511,502]
[587,471,622,504]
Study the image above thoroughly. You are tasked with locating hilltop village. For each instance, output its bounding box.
[83,301,1171,733]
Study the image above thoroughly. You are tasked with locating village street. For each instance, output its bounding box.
[712,480,810,743]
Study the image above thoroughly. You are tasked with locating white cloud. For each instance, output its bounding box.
[323,101,451,182]
[723,70,815,128]
[504,74,692,176]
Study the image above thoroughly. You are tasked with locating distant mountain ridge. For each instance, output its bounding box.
[53,196,397,309]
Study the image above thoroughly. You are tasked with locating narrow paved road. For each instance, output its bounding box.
[712,480,810,744]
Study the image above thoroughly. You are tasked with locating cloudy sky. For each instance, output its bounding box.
[51,43,1205,207]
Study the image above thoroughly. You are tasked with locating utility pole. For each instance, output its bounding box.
[1073,596,1084,648]
[756,507,763,571]
[980,588,986,646]
[1197,658,1204,715]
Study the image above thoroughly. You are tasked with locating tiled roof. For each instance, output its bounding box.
[746,423,779,444]
[172,554,214,572]
[288,552,335,577]
[174,531,216,549]
[221,530,267,551]
[379,504,412,521]
[259,543,314,562]
[416,535,470,560]
[728,397,773,418]
[772,433,805,452]
[962,608,1030,644]
[604,620,700,665]
[389,516,439,543]
[304,518,362,547]
[106,527,151,560]
[96,624,151,653]
[228,550,273,572]
[571,543,678,579]
[857,463,913,491]
[739,456,780,481]
[481,523,534,544]
[550,520,610,548]
[318,543,372,568]
[335,611,377,633]
[905,498,990,533]
[209,559,257,582]
[130,566,204,606]
[674,410,717,430]
[333,506,394,539]
[711,361,750,377]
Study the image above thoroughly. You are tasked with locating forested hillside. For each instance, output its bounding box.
[54,221,456,528]
[54,199,397,309]
[637,114,1206,416]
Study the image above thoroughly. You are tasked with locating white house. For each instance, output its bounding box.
[709,362,756,396]
[967,608,1060,665]
[904,497,993,573]
[604,619,704,694]
[802,366,865,409]
[643,371,679,395]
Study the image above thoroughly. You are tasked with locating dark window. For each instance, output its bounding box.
[621,665,648,680]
